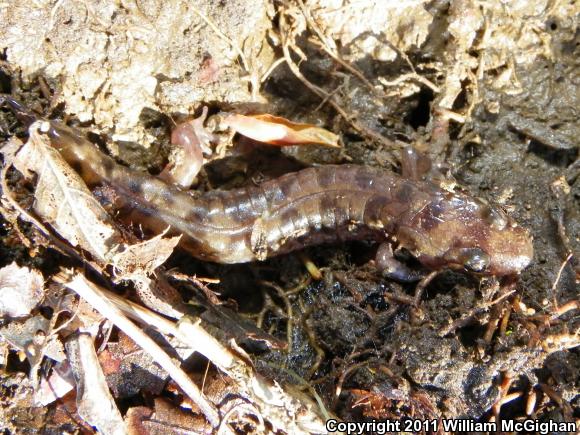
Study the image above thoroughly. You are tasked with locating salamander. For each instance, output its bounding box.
[2,97,533,277]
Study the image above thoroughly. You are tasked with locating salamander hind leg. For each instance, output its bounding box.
[375,242,425,282]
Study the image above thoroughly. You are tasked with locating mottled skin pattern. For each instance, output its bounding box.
[35,118,533,277]
[0,97,536,277]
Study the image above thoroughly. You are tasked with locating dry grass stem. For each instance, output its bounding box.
[57,272,227,431]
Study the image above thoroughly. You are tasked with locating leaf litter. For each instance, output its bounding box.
[9,121,121,262]
[0,262,44,318]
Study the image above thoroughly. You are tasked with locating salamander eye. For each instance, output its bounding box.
[463,248,490,273]
[481,205,508,229]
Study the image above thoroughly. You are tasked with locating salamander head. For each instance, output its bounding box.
[398,192,533,276]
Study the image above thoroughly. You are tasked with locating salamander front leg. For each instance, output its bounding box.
[375,242,425,282]
[400,146,432,181]
[160,107,218,189]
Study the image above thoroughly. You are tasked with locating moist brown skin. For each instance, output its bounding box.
[33,118,534,276]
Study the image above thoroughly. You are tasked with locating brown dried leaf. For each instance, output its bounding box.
[0,314,66,365]
[66,333,125,434]
[132,275,185,319]
[126,398,210,435]
[35,360,75,406]
[111,232,181,279]
[111,233,183,317]
[98,333,169,398]
[0,262,44,318]
[12,122,121,262]
[223,113,340,147]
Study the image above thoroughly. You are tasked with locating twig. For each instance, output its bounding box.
[551,253,573,309]
[299,253,322,280]
[383,291,415,305]
[538,383,575,420]
[254,291,283,329]
[264,362,332,422]
[300,301,326,380]
[284,274,312,296]
[63,273,329,434]
[499,302,512,337]
[100,289,236,372]
[334,360,371,405]
[260,58,286,84]
[56,272,227,431]
[260,281,294,349]
[490,372,513,422]
[279,10,401,153]
[484,287,517,307]
[379,73,440,94]
[542,332,580,352]
[525,387,537,416]
[483,302,506,344]
[550,177,575,256]
[550,299,579,319]
[413,270,438,305]
[296,0,378,94]
[497,391,524,407]
[439,287,517,336]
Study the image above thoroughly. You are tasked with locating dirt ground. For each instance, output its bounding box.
[0,0,578,433]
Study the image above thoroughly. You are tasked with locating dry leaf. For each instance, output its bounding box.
[111,233,184,317]
[66,333,126,434]
[11,121,121,262]
[0,314,66,363]
[0,262,44,318]
[126,398,211,434]
[99,333,169,398]
[111,232,181,279]
[223,113,340,147]
[35,360,75,406]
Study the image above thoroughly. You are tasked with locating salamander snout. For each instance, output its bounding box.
[482,221,534,275]
[400,193,534,276]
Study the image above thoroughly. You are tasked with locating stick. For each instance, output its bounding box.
[58,272,228,432]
